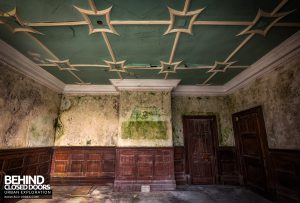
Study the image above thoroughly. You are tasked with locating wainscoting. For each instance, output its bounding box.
[217,147,239,185]
[1,146,298,202]
[270,149,300,203]
[174,146,186,185]
[0,147,53,188]
[114,147,176,191]
[50,147,115,185]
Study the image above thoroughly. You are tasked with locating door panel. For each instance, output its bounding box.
[183,116,217,185]
[233,106,271,198]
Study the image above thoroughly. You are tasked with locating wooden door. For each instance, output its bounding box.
[232,106,272,197]
[183,116,218,185]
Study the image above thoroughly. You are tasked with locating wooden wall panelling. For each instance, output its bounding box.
[174,146,186,185]
[50,147,115,185]
[0,147,53,188]
[270,149,300,203]
[114,147,176,192]
[217,146,239,185]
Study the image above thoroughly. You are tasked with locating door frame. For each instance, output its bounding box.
[182,115,219,184]
[232,106,274,198]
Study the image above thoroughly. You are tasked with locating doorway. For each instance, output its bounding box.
[232,106,272,198]
[182,116,218,185]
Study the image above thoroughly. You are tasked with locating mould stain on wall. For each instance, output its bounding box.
[121,107,168,140]
[229,54,300,149]
[119,91,173,147]
[0,63,60,148]
[54,95,119,146]
[171,96,234,146]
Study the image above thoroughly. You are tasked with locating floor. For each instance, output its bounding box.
[16,184,271,203]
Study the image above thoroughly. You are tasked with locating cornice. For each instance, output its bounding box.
[0,40,65,93]
[110,79,181,91]
[63,85,118,95]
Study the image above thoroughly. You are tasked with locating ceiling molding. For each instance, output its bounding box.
[224,30,300,94]
[63,85,118,95]
[172,85,225,96]
[110,79,181,91]
[0,39,65,93]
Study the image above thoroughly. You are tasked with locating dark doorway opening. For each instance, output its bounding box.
[232,106,273,199]
[182,116,218,185]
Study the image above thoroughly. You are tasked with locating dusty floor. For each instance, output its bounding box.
[15,184,271,203]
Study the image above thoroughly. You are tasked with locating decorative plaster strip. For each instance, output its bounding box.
[0,39,65,93]
[1,30,299,96]
[63,85,118,95]
[110,79,181,91]
[173,31,300,96]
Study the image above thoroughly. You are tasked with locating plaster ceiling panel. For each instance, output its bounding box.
[75,67,119,84]
[0,0,299,86]
[174,26,246,66]
[96,0,185,20]
[0,1,15,12]
[42,66,79,84]
[34,26,111,64]
[232,27,299,65]
[190,0,279,21]
[108,25,174,65]
[277,0,300,23]
[208,68,246,85]
[167,69,213,85]
[123,69,165,80]
[0,26,55,63]
[14,0,88,22]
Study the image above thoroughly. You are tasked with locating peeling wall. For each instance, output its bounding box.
[0,63,60,149]
[171,96,234,146]
[229,53,300,149]
[118,91,173,147]
[54,95,119,146]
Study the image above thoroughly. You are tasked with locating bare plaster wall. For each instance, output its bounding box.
[171,96,234,146]
[118,91,173,147]
[229,54,300,149]
[54,95,119,146]
[0,63,60,149]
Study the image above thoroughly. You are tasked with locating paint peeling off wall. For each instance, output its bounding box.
[0,63,60,149]
[171,96,234,146]
[119,91,173,147]
[54,95,119,146]
[229,53,300,149]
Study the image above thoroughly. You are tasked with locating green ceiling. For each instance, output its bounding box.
[0,0,299,85]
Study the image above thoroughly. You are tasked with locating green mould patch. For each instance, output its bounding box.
[121,106,168,139]
[54,116,64,139]
[121,121,167,139]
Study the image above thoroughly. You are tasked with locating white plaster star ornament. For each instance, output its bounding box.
[237,9,295,37]
[47,59,78,71]
[73,6,119,35]
[159,61,182,74]
[164,7,205,35]
[208,61,237,73]
[104,60,127,72]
